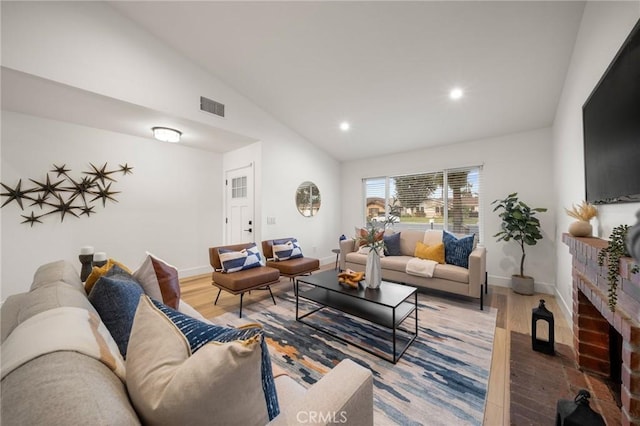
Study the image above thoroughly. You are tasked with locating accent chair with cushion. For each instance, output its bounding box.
[209,243,281,317]
[261,238,320,291]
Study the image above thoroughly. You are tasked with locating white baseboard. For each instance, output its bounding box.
[553,287,573,327]
[488,274,555,295]
[178,265,211,278]
[319,255,336,267]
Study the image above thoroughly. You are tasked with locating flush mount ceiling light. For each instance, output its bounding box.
[152,127,182,143]
[339,121,351,132]
[449,87,464,100]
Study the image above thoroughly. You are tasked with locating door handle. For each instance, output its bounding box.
[244,228,253,233]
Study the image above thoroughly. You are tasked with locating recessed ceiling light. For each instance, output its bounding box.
[340,121,350,132]
[152,127,181,143]
[449,88,464,100]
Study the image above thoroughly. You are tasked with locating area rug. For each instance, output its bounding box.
[214,292,497,425]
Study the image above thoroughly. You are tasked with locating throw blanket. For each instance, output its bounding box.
[406,258,437,278]
[1,307,125,381]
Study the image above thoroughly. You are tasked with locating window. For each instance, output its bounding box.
[363,166,483,240]
[231,176,247,199]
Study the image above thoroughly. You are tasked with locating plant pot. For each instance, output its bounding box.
[512,275,534,295]
[568,220,592,237]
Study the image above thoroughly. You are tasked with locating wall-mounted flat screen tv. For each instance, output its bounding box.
[583,18,640,204]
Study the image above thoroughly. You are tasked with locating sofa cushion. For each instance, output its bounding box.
[415,241,445,264]
[379,255,413,272]
[212,266,280,292]
[266,257,319,276]
[218,243,263,273]
[274,375,306,410]
[443,230,475,268]
[399,230,426,256]
[1,283,98,344]
[1,306,125,382]
[126,295,273,425]
[423,230,443,246]
[383,232,402,256]
[433,263,470,284]
[272,239,303,261]
[357,245,385,257]
[88,268,144,357]
[132,253,180,309]
[85,259,132,294]
[31,260,84,292]
[1,351,140,426]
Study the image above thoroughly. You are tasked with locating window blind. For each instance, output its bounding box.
[363,165,483,241]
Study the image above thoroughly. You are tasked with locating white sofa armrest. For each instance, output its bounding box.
[339,239,357,271]
[269,359,373,426]
[468,246,487,298]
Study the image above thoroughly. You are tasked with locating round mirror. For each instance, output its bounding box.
[296,181,321,217]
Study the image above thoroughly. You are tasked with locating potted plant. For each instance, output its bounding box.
[492,193,547,295]
[597,224,639,311]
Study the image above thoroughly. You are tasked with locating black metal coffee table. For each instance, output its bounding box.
[296,269,418,363]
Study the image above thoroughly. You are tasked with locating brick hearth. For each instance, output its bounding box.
[564,234,640,425]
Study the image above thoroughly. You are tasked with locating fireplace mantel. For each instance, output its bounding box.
[563,233,640,323]
[564,233,640,425]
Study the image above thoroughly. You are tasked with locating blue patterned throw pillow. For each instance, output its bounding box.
[218,243,263,273]
[383,232,402,256]
[150,299,280,420]
[442,230,475,268]
[272,238,303,261]
[88,267,144,357]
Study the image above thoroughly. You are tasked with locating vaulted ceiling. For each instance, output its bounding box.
[110,1,585,161]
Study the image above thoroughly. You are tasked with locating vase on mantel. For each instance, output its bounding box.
[365,250,382,290]
[569,220,593,237]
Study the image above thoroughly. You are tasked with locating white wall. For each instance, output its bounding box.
[1,111,222,298]
[1,1,342,292]
[341,127,557,292]
[552,1,640,319]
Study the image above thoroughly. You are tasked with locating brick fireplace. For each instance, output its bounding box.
[564,234,640,425]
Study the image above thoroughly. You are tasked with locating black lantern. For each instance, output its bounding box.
[556,389,605,426]
[532,299,555,355]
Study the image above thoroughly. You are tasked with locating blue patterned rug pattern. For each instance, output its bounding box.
[214,290,497,426]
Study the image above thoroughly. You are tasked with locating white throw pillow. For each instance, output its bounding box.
[126,296,269,426]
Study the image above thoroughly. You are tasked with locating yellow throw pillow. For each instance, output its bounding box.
[414,242,445,264]
[84,259,132,294]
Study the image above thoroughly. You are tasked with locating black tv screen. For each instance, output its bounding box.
[583,18,640,204]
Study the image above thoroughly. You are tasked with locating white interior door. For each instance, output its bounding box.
[225,164,254,244]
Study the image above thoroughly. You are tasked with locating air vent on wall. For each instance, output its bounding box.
[200,96,225,118]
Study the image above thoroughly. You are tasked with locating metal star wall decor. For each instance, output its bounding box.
[0,162,133,226]
[1,180,34,209]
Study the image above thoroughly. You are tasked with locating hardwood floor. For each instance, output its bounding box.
[180,270,573,425]
[482,286,573,425]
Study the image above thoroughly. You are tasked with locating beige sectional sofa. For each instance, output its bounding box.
[340,229,487,309]
[1,260,373,425]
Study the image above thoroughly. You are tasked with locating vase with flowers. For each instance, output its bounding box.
[565,201,597,237]
[357,221,386,289]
